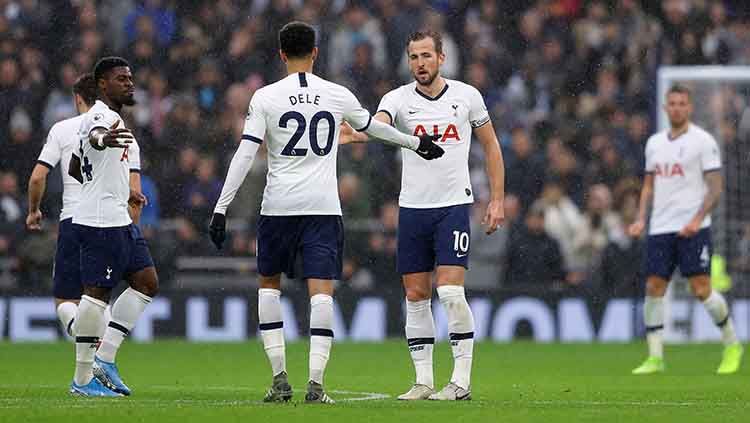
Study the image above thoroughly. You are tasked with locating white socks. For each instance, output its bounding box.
[309,294,334,385]
[73,295,107,386]
[57,302,78,337]
[96,288,152,363]
[703,290,738,346]
[644,295,664,359]
[437,285,474,390]
[258,288,286,376]
[59,303,111,338]
[405,298,435,389]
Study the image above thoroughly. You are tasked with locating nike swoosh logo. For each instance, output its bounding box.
[408,111,417,114]
[456,253,468,258]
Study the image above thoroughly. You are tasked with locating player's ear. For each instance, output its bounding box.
[279,50,288,64]
[311,47,319,62]
[438,51,446,66]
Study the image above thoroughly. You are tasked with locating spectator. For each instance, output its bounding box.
[572,184,624,279]
[539,178,584,272]
[125,0,177,47]
[505,126,546,211]
[596,185,644,298]
[467,193,521,289]
[183,156,222,226]
[504,201,566,288]
[328,4,387,80]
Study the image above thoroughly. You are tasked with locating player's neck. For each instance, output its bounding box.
[668,122,690,139]
[99,97,122,114]
[415,76,446,99]
[285,59,313,75]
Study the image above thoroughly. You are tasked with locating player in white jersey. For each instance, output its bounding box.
[629,85,743,375]
[26,74,142,340]
[341,30,506,401]
[68,57,157,397]
[208,22,443,405]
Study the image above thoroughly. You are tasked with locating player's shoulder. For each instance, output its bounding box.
[86,100,121,124]
[687,123,717,144]
[646,130,668,147]
[49,114,85,137]
[445,78,481,96]
[380,82,415,106]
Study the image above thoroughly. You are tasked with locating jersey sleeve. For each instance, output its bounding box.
[700,134,722,172]
[644,137,656,173]
[468,86,490,129]
[129,140,141,172]
[376,89,400,124]
[241,92,267,144]
[37,125,62,169]
[341,88,372,132]
[82,108,121,136]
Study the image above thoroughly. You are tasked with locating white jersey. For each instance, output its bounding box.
[377,79,490,208]
[73,100,141,228]
[645,123,721,235]
[243,72,372,216]
[37,115,85,221]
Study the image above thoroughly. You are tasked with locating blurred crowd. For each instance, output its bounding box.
[1,0,750,296]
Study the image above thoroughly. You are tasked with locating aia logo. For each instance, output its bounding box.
[413,124,460,142]
[654,163,684,177]
[120,147,129,162]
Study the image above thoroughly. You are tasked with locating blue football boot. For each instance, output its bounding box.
[93,356,132,396]
[70,377,122,397]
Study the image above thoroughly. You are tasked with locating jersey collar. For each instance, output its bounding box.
[415,83,449,101]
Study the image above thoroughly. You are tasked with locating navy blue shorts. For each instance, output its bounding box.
[397,204,471,275]
[646,228,712,279]
[256,215,343,280]
[53,218,83,299]
[74,223,154,288]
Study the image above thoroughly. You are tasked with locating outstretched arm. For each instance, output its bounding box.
[473,121,505,234]
[339,112,391,144]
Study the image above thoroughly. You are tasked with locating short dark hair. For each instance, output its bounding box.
[93,56,130,83]
[667,84,691,99]
[72,73,97,106]
[279,21,316,58]
[407,30,443,55]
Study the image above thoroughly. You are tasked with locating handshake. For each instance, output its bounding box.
[414,134,444,160]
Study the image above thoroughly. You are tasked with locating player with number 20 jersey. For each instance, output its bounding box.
[209,21,443,404]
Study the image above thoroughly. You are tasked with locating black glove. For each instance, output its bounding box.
[415,134,444,160]
[209,213,226,250]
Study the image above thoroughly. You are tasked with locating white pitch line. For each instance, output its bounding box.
[0,385,391,405]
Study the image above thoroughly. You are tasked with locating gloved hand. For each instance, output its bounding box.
[415,134,445,160]
[209,213,226,250]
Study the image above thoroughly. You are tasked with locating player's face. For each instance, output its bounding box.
[407,38,444,86]
[104,67,136,107]
[664,92,692,128]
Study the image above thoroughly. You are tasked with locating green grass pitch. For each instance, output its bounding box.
[0,341,747,422]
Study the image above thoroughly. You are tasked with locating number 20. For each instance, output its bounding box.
[279,111,335,157]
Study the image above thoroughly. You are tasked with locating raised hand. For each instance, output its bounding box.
[102,120,134,148]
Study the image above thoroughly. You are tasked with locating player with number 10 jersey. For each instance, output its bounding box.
[209,21,443,404]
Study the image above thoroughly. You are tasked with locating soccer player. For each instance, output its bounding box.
[26,73,143,340]
[340,30,506,401]
[208,22,444,404]
[629,85,743,375]
[69,57,157,397]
